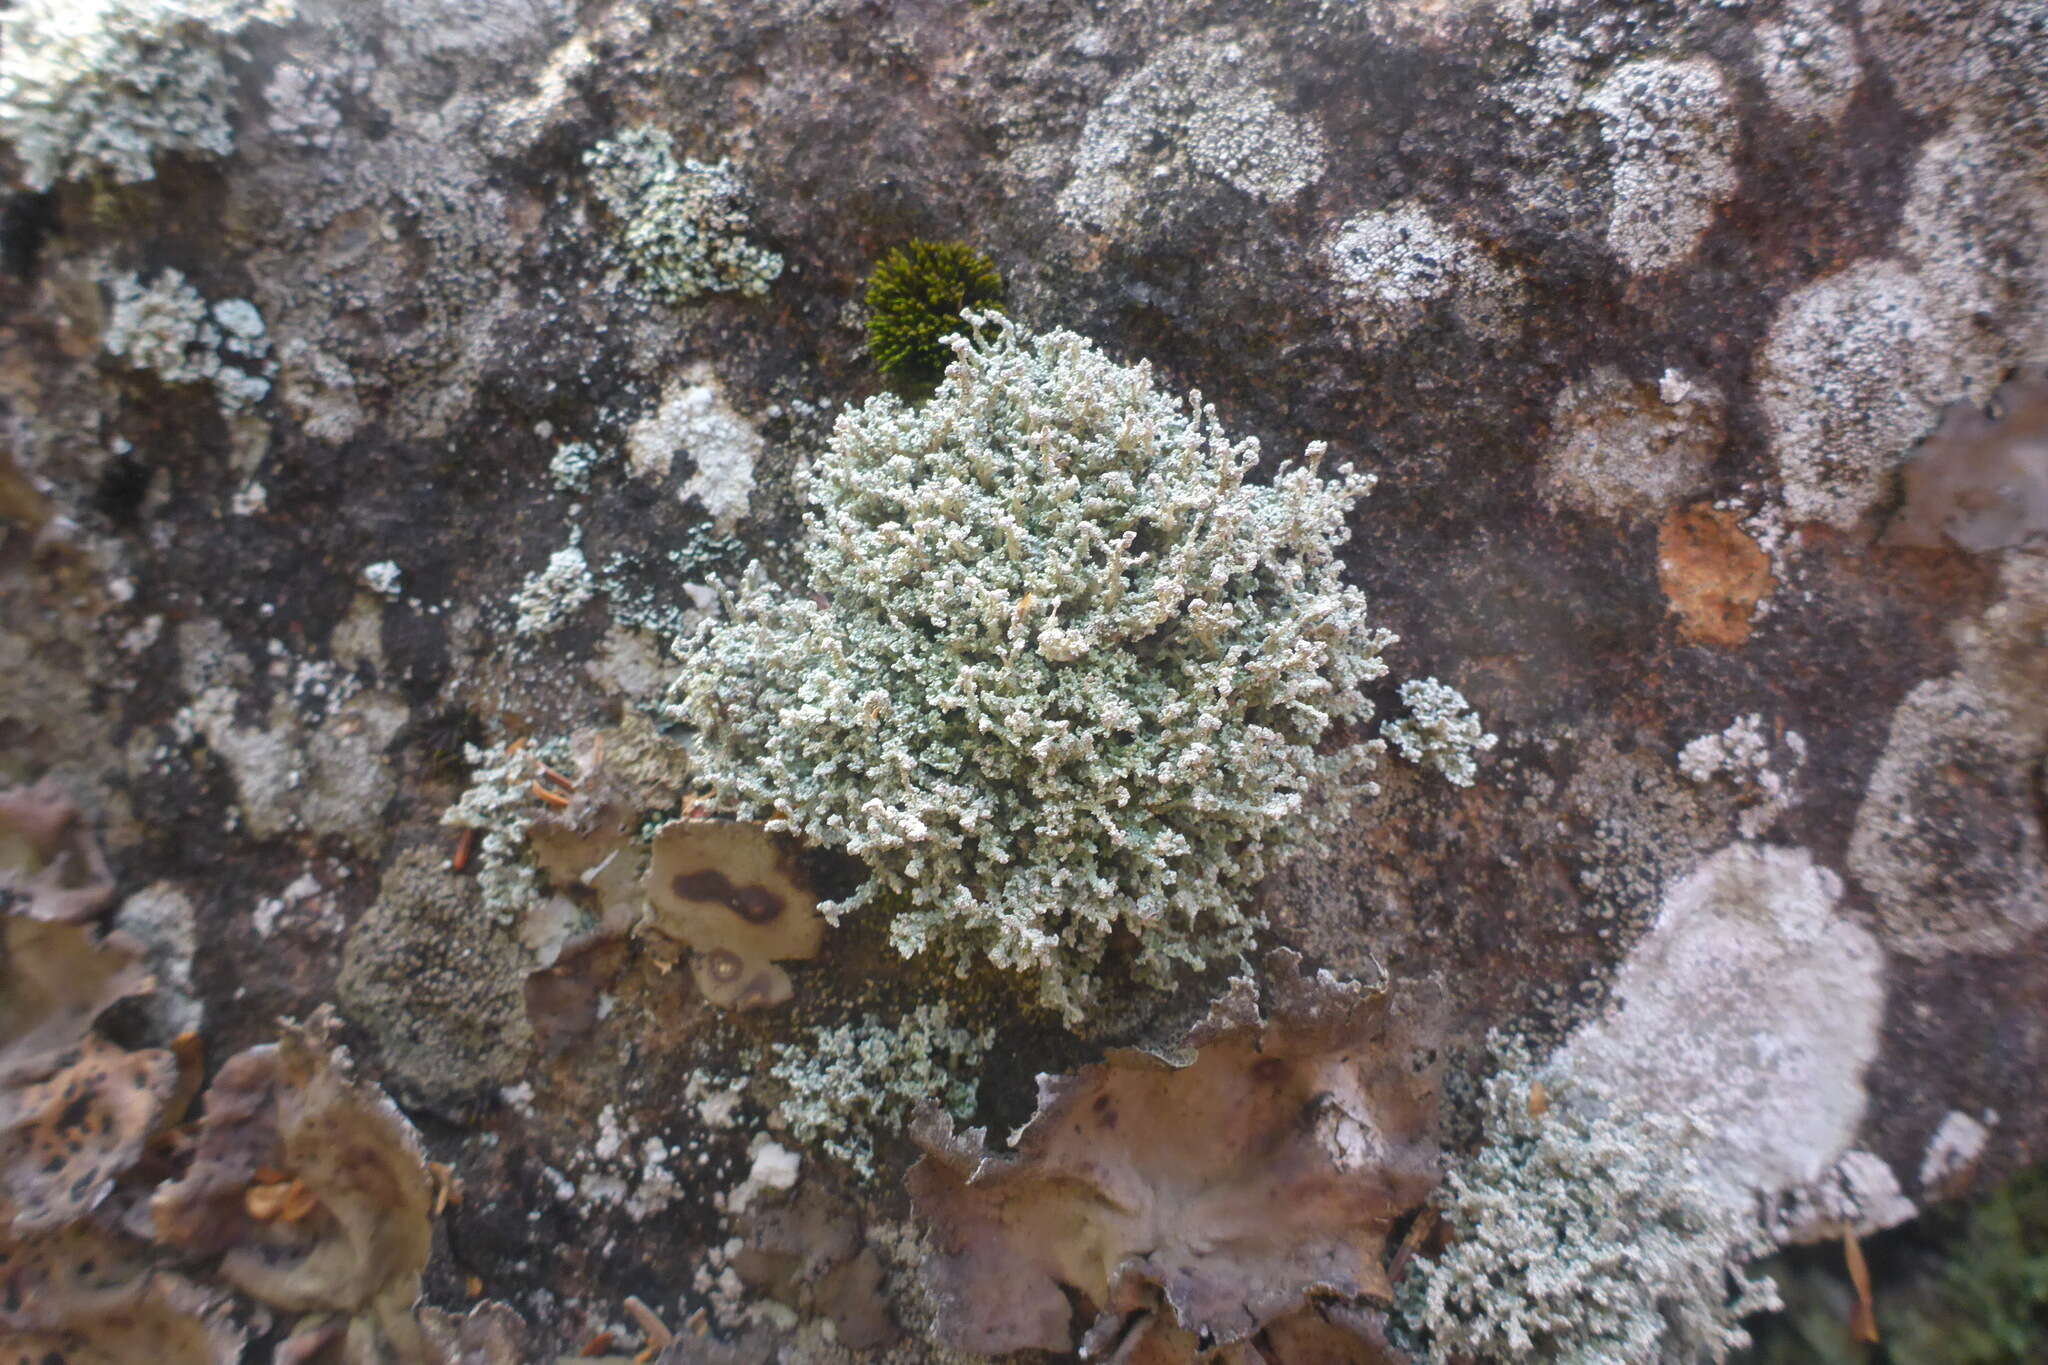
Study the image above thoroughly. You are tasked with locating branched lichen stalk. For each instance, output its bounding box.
[667,313,1401,1021]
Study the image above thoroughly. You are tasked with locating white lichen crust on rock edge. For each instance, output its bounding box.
[668,313,1415,1021]
[1398,1041,1780,1365]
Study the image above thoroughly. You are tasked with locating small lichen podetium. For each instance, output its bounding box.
[583,126,783,302]
[668,312,1404,1022]
[0,0,292,191]
[439,739,550,924]
[548,440,610,494]
[1383,677,1497,788]
[1397,1041,1780,1364]
[769,1004,991,1180]
[511,529,595,638]
[862,240,1005,382]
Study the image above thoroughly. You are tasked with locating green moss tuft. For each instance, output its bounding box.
[1886,1164,2048,1364]
[862,239,1005,381]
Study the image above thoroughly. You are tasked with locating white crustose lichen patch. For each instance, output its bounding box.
[1539,366,1726,522]
[0,0,291,190]
[103,269,274,414]
[1324,202,1523,342]
[1057,32,1325,237]
[1555,842,1886,1220]
[1677,712,1806,838]
[1587,57,1737,275]
[625,368,762,531]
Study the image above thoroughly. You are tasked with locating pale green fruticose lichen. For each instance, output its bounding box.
[0,0,291,191]
[103,269,273,413]
[511,530,596,638]
[584,127,783,302]
[440,739,550,924]
[1397,1043,1780,1364]
[669,313,1408,1021]
[1383,677,1497,788]
[769,1004,991,1180]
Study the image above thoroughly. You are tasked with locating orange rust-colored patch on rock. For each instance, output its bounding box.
[1658,503,1774,648]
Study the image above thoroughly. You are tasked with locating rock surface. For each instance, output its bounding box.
[0,0,2043,1358]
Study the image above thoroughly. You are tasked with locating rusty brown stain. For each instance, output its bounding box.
[1657,503,1774,648]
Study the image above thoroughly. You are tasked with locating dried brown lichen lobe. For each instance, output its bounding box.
[907,951,1442,1358]
[0,780,117,924]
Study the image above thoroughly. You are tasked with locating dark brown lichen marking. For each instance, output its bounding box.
[670,868,785,924]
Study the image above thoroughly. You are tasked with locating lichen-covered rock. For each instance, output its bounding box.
[907,952,1442,1357]
[2,0,2047,1354]
[0,0,291,190]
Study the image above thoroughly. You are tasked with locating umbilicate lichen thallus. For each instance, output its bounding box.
[668,313,1480,1021]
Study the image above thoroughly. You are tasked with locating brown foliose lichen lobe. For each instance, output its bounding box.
[908,951,1443,1358]
[641,818,824,1013]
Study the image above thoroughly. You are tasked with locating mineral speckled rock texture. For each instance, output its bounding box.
[0,0,2044,1358]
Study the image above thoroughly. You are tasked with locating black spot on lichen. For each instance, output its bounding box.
[90,454,151,530]
[672,868,784,924]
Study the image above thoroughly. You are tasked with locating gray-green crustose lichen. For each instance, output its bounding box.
[0,0,290,191]
[768,1003,991,1180]
[102,268,273,413]
[668,313,1417,1022]
[1397,1042,1779,1364]
[862,239,1006,382]
[584,126,783,302]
